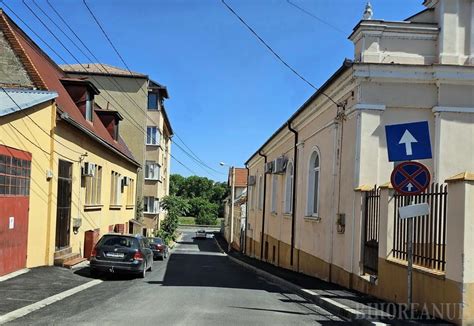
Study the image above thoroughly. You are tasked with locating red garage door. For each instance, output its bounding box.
[0,145,31,276]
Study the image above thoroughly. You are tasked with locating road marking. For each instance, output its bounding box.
[0,279,102,325]
[0,269,30,282]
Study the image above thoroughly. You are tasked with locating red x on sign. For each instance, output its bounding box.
[391,161,431,195]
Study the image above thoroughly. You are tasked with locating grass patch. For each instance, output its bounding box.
[178,216,196,225]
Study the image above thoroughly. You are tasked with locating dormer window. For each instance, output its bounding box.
[85,91,94,122]
[148,92,158,111]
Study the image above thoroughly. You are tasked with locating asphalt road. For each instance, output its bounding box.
[7,229,347,325]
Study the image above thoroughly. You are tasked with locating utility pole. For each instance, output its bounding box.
[228,166,235,252]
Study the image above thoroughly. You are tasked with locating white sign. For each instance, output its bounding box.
[399,203,430,219]
[9,217,14,229]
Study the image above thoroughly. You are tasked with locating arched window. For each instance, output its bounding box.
[258,175,264,210]
[307,149,320,216]
[284,161,294,214]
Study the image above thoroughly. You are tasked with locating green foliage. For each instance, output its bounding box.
[169,174,230,217]
[135,197,144,222]
[158,196,190,242]
[178,216,196,225]
[195,201,219,226]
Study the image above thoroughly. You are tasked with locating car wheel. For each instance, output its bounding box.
[139,263,146,278]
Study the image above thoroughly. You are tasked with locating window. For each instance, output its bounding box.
[110,171,122,206]
[0,155,31,196]
[144,196,159,213]
[85,165,102,205]
[307,150,320,217]
[146,126,160,145]
[284,161,294,214]
[258,175,264,210]
[85,91,93,122]
[148,92,158,110]
[271,174,278,213]
[145,161,160,180]
[126,178,135,206]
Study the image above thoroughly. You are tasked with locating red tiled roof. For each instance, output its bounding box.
[229,168,248,187]
[0,10,138,166]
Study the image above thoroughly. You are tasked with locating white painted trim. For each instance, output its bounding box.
[0,279,102,324]
[0,269,29,282]
[432,106,474,113]
[354,103,386,111]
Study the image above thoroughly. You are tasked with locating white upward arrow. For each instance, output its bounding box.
[399,130,418,156]
[406,183,414,192]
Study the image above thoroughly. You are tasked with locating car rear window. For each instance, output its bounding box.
[98,236,139,249]
[149,238,163,244]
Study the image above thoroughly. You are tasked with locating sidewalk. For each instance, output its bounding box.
[214,233,453,326]
[0,266,98,322]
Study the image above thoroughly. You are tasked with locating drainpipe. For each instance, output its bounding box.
[287,121,298,267]
[244,164,250,254]
[258,150,267,260]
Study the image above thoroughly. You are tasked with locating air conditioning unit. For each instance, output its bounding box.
[248,175,256,186]
[264,161,274,174]
[82,162,96,177]
[274,156,288,174]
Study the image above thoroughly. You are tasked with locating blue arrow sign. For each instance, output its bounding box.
[385,121,432,162]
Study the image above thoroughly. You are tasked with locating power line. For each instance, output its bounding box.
[21,0,146,135]
[169,152,198,175]
[172,135,225,175]
[285,0,346,35]
[220,0,339,106]
[80,0,226,175]
[46,1,221,177]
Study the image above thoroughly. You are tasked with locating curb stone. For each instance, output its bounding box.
[213,237,385,326]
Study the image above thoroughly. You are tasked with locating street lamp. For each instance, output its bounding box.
[220,162,235,252]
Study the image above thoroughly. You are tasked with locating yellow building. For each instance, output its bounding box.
[0,9,140,272]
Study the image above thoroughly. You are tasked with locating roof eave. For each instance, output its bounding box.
[245,60,353,165]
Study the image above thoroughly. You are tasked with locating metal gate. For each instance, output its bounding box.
[363,186,380,275]
[0,146,31,276]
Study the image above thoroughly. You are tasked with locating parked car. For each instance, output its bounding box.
[89,234,153,278]
[195,229,207,239]
[148,237,169,260]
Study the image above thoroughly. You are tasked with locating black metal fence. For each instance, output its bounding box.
[393,183,448,271]
[363,186,380,275]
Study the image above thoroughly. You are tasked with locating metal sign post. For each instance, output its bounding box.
[398,200,429,311]
[385,120,433,314]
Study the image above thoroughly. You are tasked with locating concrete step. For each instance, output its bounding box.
[54,247,72,259]
[54,252,81,267]
[62,257,87,269]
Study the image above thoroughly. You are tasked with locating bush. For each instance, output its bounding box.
[195,200,219,226]
[158,196,190,243]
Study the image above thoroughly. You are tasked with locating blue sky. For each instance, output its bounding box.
[3,0,425,181]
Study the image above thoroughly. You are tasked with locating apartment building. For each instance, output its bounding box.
[61,64,173,236]
[245,1,474,324]
[0,9,139,273]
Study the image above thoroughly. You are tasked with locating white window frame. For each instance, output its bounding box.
[307,148,321,217]
[271,174,278,213]
[146,126,160,145]
[284,161,294,214]
[145,161,160,180]
[144,196,159,213]
[258,174,264,210]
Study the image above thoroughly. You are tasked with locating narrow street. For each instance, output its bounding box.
[6,229,347,325]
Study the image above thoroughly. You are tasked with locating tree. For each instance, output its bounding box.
[157,196,190,244]
[195,201,219,226]
[169,174,230,218]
